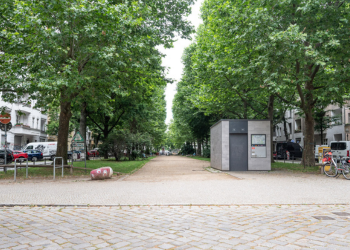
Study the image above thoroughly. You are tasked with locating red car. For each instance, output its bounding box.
[13,150,28,162]
[88,150,99,157]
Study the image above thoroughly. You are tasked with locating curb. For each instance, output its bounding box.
[0,203,349,208]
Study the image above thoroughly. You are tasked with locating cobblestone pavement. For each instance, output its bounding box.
[1,205,350,249]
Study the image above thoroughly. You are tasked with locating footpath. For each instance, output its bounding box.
[1,156,350,249]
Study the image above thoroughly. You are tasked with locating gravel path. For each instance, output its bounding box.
[0,156,350,205]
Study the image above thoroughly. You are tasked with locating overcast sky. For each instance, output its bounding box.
[159,0,204,125]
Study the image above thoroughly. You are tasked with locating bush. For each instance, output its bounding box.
[180,142,195,155]
[131,150,141,160]
[203,148,210,158]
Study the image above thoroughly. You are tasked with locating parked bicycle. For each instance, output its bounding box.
[323,152,350,179]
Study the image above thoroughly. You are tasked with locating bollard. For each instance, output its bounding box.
[53,157,64,180]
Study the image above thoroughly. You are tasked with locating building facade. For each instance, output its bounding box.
[274,104,350,149]
[0,94,48,150]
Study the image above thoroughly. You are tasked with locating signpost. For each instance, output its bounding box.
[71,131,86,173]
[0,113,11,124]
[0,113,11,173]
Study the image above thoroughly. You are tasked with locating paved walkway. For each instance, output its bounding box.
[2,157,350,249]
[1,156,350,205]
[1,205,350,249]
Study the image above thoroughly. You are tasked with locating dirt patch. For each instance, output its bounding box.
[124,156,237,182]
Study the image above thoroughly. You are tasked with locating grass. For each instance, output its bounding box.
[185,156,211,162]
[272,162,320,173]
[73,156,156,174]
[0,156,156,180]
[188,156,320,173]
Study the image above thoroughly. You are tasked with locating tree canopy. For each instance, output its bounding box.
[175,0,350,166]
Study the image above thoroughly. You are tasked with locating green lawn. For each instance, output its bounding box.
[186,156,211,162]
[189,156,320,173]
[272,162,320,173]
[73,157,156,174]
[0,157,156,180]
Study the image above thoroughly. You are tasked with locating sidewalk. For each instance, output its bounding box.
[0,156,350,206]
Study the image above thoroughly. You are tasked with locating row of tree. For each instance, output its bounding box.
[1,0,195,162]
[172,0,350,166]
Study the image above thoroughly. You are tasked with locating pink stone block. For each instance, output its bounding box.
[90,167,113,180]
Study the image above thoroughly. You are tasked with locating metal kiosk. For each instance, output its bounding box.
[210,119,271,171]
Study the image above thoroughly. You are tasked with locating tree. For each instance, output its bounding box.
[188,0,350,166]
[314,104,340,144]
[7,0,194,164]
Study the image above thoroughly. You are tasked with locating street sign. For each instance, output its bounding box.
[72,142,84,150]
[72,131,84,142]
[0,113,11,124]
[0,122,12,132]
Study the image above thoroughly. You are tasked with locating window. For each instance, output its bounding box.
[295,119,301,132]
[323,138,328,145]
[16,115,20,124]
[26,146,33,149]
[32,118,34,128]
[37,119,39,129]
[331,142,346,150]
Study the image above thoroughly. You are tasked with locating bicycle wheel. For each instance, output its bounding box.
[324,162,338,177]
[342,164,350,180]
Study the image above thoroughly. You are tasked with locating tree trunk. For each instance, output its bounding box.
[303,109,315,167]
[103,128,109,159]
[320,116,324,143]
[197,139,202,156]
[56,91,72,165]
[79,102,89,160]
[268,95,275,163]
[94,133,100,148]
[283,117,288,141]
[243,101,248,119]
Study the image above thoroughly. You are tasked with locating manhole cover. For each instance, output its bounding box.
[332,212,350,216]
[312,216,335,220]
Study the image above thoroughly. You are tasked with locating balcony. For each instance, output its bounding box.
[11,124,42,136]
[14,124,31,129]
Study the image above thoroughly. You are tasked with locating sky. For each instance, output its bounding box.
[159,0,204,125]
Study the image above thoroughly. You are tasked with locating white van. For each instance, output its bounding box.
[330,141,350,159]
[23,142,57,160]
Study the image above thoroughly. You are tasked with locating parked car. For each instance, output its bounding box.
[67,151,81,160]
[88,150,99,157]
[13,150,28,162]
[23,150,44,162]
[0,149,14,164]
[276,142,303,159]
[22,142,57,160]
[273,152,277,159]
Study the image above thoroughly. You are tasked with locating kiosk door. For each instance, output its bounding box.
[229,134,248,171]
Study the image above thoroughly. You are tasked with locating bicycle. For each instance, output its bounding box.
[323,152,350,179]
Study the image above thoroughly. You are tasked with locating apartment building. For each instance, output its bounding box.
[0,94,48,150]
[274,104,350,149]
